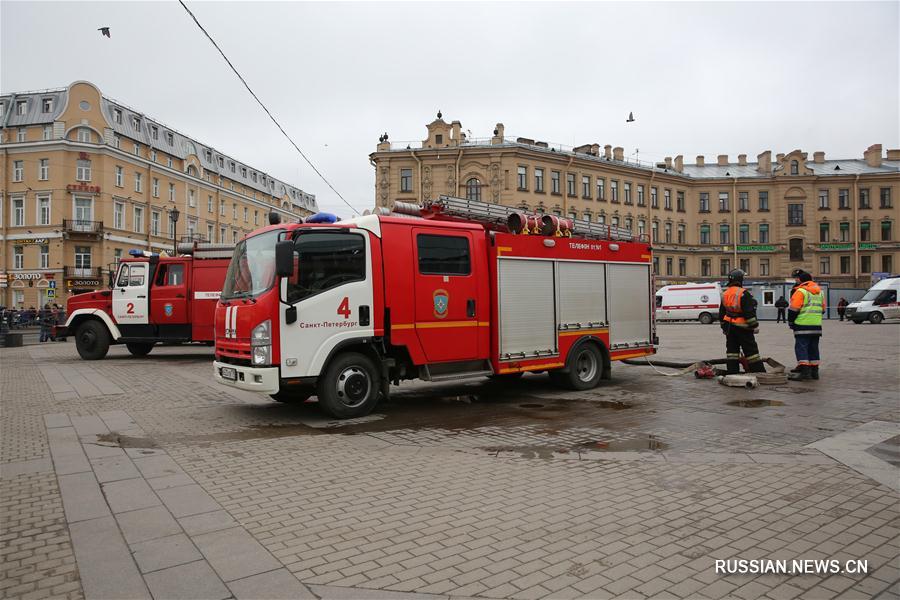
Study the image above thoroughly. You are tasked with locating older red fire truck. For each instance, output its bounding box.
[213,196,656,418]
[58,242,233,360]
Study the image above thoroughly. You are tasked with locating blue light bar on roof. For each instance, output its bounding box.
[128,249,158,258]
[306,212,339,224]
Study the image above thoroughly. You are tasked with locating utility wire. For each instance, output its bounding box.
[177,0,359,216]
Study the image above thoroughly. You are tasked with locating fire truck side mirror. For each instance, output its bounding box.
[275,241,295,278]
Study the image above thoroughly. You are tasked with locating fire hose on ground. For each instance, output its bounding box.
[622,357,789,386]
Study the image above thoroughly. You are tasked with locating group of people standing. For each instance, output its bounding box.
[718,268,826,381]
[1,305,66,342]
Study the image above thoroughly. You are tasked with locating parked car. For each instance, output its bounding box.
[846,277,900,324]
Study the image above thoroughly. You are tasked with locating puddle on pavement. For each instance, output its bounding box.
[726,399,786,408]
[95,432,158,448]
[579,434,668,452]
[858,390,877,395]
[482,445,574,459]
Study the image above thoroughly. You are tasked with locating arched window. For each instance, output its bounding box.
[76,127,93,143]
[186,165,198,177]
[790,160,799,175]
[465,178,481,202]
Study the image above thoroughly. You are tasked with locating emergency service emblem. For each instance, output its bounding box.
[433,289,449,319]
[700,294,709,303]
[164,303,173,317]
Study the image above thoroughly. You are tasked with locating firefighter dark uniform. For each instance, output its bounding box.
[788,269,826,380]
[718,270,766,374]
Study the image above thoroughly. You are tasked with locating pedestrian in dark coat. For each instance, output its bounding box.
[774,295,789,323]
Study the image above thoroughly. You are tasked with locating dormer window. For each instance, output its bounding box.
[790,160,799,175]
[41,98,53,113]
[16,100,27,115]
[229,162,236,173]
[241,167,247,177]
[435,134,443,145]
[218,157,224,167]
[113,108,122,123]
[132,116,141,129]
[204,150,212,161]
[150,125,158,139]
[166,132,174,145]
[251,172,257,182]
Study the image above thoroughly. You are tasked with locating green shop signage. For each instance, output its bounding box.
[819,243,877,250]
[736,245,775,252]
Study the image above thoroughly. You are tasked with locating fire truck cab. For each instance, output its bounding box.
[213,197,657,419]
[59,243,232,360]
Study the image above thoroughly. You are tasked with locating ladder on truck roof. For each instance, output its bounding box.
[389,195,640,242]
[175,241,235,259]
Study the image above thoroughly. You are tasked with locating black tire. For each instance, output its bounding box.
[316,352,381,419]
[699,312,714,325]
[551,343,605,391]
[852,320,863,324]
[75,320,111,360]
[869,312,884,325]
[126,342,155,357]
[269,388,312,403]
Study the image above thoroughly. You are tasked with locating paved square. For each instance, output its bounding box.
[1,322,898,599]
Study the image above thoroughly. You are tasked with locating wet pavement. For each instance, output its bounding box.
[1,321,898,599]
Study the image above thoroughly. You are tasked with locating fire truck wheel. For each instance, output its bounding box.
[125,342,155,357]
[317,352,381,419]
[552,344,604,391]
[699,312,714,325]
[75,320,111,360]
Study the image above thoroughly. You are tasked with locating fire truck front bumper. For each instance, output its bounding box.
[213,361,279,394]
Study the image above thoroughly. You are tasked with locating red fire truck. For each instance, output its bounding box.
[58,242,233,360]
[213,196,656,418]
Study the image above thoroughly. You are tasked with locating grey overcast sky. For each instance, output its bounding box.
[2,1,898,217]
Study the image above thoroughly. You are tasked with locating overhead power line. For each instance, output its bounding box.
[177,0,358,216]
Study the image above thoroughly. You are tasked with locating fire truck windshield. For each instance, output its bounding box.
[222,230,281,299]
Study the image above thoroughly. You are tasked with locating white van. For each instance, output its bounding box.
[655,283,722,324]
[846,277,900,324]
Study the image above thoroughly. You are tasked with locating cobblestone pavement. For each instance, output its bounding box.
[1,322,898,599]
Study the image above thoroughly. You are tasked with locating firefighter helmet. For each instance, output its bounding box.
[727,269,745,285]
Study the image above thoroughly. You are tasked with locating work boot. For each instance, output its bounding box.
[790,365,802,374]
[810,366,819,380]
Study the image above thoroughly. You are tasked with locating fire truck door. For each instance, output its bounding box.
[112,262,150,325]
[412,230,482,363]
[149,262,189,327]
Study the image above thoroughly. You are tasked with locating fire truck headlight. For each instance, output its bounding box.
[251,320,271,365]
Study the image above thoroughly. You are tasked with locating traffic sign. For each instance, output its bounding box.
[48,280,57,289]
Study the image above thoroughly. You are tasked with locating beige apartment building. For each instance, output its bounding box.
[0,80,317,308]
[371,115,899,289]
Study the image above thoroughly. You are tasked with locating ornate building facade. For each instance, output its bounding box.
[371,115,899,288]
[0,81,317,308]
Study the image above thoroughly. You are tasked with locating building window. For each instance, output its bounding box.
[720,259,731,276]
[169,183,176,202]
[663,189,671,210]
[400,168,413,192]
[758,191,769,211]
[566,173,576,197]
[38,158,49,181]
[819,256,831,275]
[220,200,226,216]
[534,168,544,193]
[11,196,25,226]
[17,128,26,142]
[133,143,140,156]
[650,186,658,208]
[151,210,161,235]
[840,255,850,274]
[787,203,804,225]
[652,257,659,275]
[582,175,591,198]
[188,189,196,208]
[37,195,50,226]
[114,201,125,229]
[596,178,605,200]
[719,224,730,244]
[758,223,769,243]
[152,178,160,198]
[718,192,730,212]
[465,178,481,202]
[13,246,24,269]
[206,196,212,213]
[860,221,871,242]
[232,203,237,219]
[676,190,685,212]
[133,206,144,233]
[624,217,632,231]
[517,166,527,190]
[74,246,92,275]
[115,165,124,187]
[838,189,850,209]
[678,258,686,276]
[701,259,711,277]
[819,222,830,243]
[207,224,214,242]
[839,221,850,242]
[665,257,673,276]
[739,258,751,275]
[881,220,892,241]
[637,185,645,207]
[243,207,249,222]
[760,259,770,276]
[254,210,259,225]
[219,226,226,243]
[651,221,659,243]
[167,157,173,168]
[15,100,26,115]
[790,160,799,175]
[818,189,829,209]
[700,224,710,245]
[150,125,158,140]
[624,182,632,205]
[859,189,870,209]
[40,245,49,269]
[42,125,52,140]
[860,255,871,273]
[789,238,804,261]
[880,188,892,208]
[677,224,685,244]
[167,132,175,146]
[637,219,645,237]
[882,255,893,273]
[610,180,619,203]
[551,171,560,195]
[738,191,749,211]
[664,222,672,243]
[13,160,24,182]
[134,172,142,193]
[699,192,709,212]
[41,97,53,113]
[113,108,122,123]
[150,150,157,162]
[76,159,91,181]
[739,224,750,244]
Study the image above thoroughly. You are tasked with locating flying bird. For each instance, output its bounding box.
[98,27,111,38]
[626,111,635,123]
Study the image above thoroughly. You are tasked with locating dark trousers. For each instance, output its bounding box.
[838,309,845,321]
[776,308,786,322]
[794,334,821,365]
[725,327,765,374]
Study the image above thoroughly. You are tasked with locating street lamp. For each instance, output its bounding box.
[169,206,180,255]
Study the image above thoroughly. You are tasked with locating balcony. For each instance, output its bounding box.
[63,266,103,279]
[63,219,104,236]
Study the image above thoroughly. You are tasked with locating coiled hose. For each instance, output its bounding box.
[622,357,789,384]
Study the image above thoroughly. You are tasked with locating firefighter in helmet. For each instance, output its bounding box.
[718,269,766,374]
[788,268,826,380]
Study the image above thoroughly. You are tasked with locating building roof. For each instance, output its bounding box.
[0,84,318,211]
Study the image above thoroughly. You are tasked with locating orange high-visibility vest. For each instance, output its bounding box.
[722,286,747,325]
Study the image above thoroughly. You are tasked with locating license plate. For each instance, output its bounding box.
[220,366,237,381]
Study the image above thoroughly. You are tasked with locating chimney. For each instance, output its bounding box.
[451,120,462,145]
[737,154,747,166]
[613,146,624,161]
[696,155,705,167]
[491,122,504,145]
[664,157,673,169]
[886,148,900,160]
[674,155,683,172]
[776,153,785,163]
[813,151,825,164]
[864,144,883,168]
[757,150,771,173]
[604,144,612,159]
[717,154,728,166]
[591,143,600,157]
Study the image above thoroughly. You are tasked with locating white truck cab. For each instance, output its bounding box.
[846,277,900,324]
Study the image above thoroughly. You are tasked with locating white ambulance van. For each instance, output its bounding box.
[655,283,722,324]
[846,277,900,324]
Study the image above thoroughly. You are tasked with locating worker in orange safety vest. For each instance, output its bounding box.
[788,269,826,380]
[718,269,766,375]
